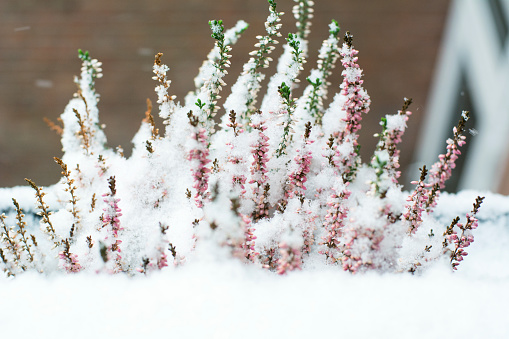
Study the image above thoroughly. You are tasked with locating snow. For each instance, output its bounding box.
[1,204,508,338]
[462,110,470,121]
[329,21,339,33]
[224,20,249,45]
[267,11,279,25]
[385,113,408,132]
[342,67,363,83]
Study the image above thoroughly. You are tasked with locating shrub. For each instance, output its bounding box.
[0,0,483,277]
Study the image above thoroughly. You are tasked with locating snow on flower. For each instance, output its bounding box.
[0,0,486,281]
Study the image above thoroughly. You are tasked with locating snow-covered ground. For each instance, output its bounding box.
[0,191,507,338]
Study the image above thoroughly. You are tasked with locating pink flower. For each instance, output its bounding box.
[287,149,313,200]
[429,112,469,190]
[58,240,82,273]
[240,214,258,262]
[100,176,125,272]
[187,128,210,207]
[445,196,483,270]
[277,242,302,275]
[249,116,271,221]
[188,127,211,208]
[319,188,351,262]
[158,251,168,269]
[327,37,371,179]
[404,167,432,234]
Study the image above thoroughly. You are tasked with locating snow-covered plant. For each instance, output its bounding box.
[0,0,484,278]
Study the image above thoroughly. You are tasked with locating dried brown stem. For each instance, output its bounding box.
[25,178,59,245]
[12,198,34,263]
[43,117,63,136]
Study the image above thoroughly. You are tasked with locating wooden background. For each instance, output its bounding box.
[0,0,450,187]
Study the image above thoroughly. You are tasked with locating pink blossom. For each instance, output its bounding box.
[240,214,258,262]
[319,188,351,262]
[188,127,211,208]
[249,116,270,221]
[447,196,484,270]
[429,112,469,191]
[287,147,313,200]
[276,242,302,275]
[404,167,432,234]
[58,251,82,273]
[327,38,370,180]
[157,250,168,269]
[339,227,384,273]
[371,99,412,195]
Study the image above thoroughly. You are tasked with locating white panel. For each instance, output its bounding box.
[418,0,509,191]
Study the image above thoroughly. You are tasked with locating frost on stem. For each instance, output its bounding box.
[330,31,371,182]
[152,53,177,124]
[223,110,248,198]
[54,157,81,240]
[0,200,41,275]
[0,213,24,274]
[370,98,412,196]
[189,19,248,105]
[193,19,235,134]
[294,19,341,130]
[221,110,248,200]
[73,108,91,154]
[12,199,35,265]
[226,110,242,138]
[275,82,297,157]
[224,0,282,124]
[60,50,107,156]
[287,32,306,70]
[260,29,306,113]
[25,178,60,248]
[286,122,313,201]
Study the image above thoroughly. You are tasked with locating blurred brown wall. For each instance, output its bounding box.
[0,0,449,187]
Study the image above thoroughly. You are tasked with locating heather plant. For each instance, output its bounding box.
[0,0,484,278]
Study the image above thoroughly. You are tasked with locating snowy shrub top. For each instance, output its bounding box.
[0,0,483,278]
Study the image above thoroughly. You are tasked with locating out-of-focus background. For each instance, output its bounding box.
[3,0,505,193]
